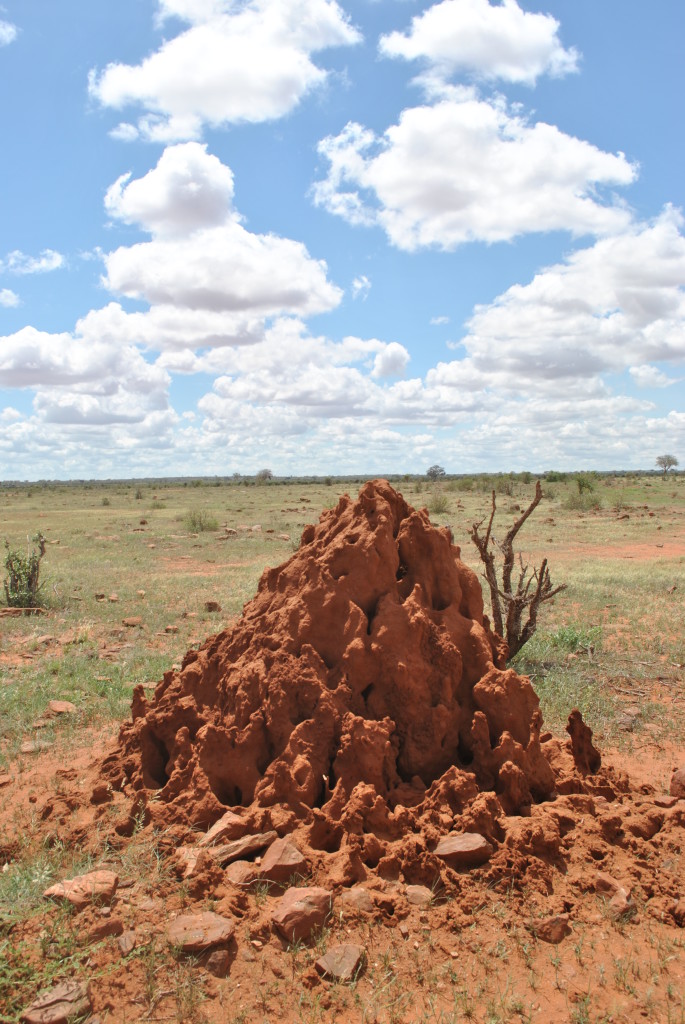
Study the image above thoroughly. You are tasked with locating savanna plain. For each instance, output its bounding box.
[1,472,683,1024]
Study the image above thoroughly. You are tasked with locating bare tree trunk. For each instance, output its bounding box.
[470,482,566,660]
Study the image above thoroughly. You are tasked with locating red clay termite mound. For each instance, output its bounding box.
[101,480,607,880]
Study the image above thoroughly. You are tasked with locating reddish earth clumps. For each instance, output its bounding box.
[97,479,671,896]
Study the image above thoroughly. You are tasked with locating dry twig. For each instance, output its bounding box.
[470,481,566,660]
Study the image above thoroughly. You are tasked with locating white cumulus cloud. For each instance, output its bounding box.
[105,142,237,237]
[313,97,636,250]
[0,288,19,307]
[430,207,685,395]
[0,20,17,46]
[629,365,678,389]
[380,0,579,86]
[89,0,361,141]
[1,249,65,274]
[104,143,342,317]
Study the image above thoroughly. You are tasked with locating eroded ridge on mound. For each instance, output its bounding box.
[101,480,618,882]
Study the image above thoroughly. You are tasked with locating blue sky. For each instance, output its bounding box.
[0,0,683,479]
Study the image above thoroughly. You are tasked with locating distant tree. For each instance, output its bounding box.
[575,474,594,495]
[656,454,678,476]
[256,468,273,483]
[426,464,446,481]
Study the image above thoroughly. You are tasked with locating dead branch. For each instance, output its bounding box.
[470,481,566,660]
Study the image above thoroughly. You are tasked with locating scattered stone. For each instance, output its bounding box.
[44,870,119,910]
[0,773,12,788]
[258,836,308,884]
[535,913,571,944]
[205,601,222,613]
[198,809,245,847]
[398,922,410,940]
[670,767,685,799]
[118,931,137,956]
[617,710,639,732]
[167,911,236,953]
[108,594,119,603]
[90,784,112,805]
[341,887,374,914]
[94,592,106,602]
[164,625,179,634]
[87,917,124,943]
[315,943,364,982]
[213,831,278,866]
[137,590,146,598]
[434,833,494,869]
[271,886,331,943]
[405,884,432,908]
[176,846,202,878]
[595,872,624,898]
[654,795,678,808]
[47,700,76,716]
[20,980,91,1024]
[21,739,54,754]
[225,861,255,885]
[278,533,291,541]
[122,617,142,628]
[206,949,231,977]
[608,888,636,921]
[251,939,263,950]
[672,899,685,928]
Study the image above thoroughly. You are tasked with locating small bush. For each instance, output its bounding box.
[101,496,110,507]
[3,534,47,608]
[183,509,218,533]
[564,492,602,512]
[429,491,449,514]
[134,488,143,500]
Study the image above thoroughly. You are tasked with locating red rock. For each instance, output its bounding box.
[167,911,235,952]
[122,617,142,628]
[198,809,246,847]
[206,949,231,976]
[271,886,331,942]
[608,888,636,921]
[212,831,278,866]
[20,980,91,1024]
[595,872,624,898]
[670,767,685,799]
[21,740,54,754]
[225,860,256,885]
[258,836,308,884]
[434,833,493,868]
[535,913,571,944]
[47,700,76,715]
[341,887,375,914]
[654,794,678,808]
[315,943,365,982]
[118,930,137,955]
[405,884,432,907]
[87,917,124,942]
[44,870,118,909]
